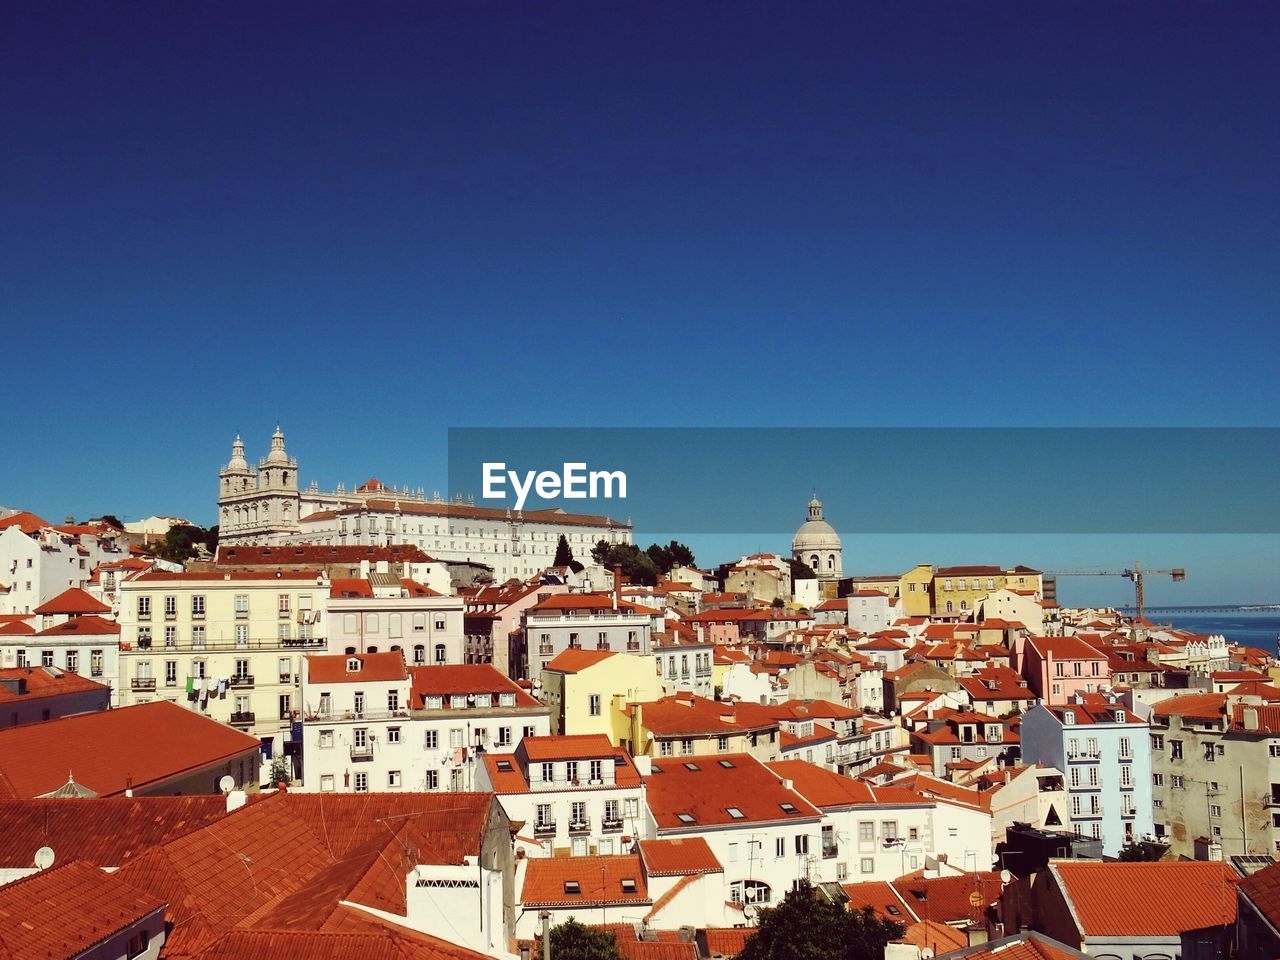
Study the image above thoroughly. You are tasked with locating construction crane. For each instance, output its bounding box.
[1046,561,1186,620]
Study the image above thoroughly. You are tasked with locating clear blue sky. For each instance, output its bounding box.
[2,3,1277,602]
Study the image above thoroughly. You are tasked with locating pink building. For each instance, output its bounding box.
[1020,635,1110,705]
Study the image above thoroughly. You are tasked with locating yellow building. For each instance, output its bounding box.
[897,564,935,618]
[118,569,329,767]
[931,565,1007,617]
[539,648,662,742]
[623,692,778,762]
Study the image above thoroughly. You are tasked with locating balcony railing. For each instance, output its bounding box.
[131,677,156,692]
[350,744,374,761]
[538,645,555,656]
[126,637,326,653]
[229,711,255,725]
[533,821,557,836]
[230,675,255,689]
[568,819,590,834]
[626,640,641,651]
[601,817,624,832]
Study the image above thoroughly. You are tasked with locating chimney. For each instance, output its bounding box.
[226,789,248,813]
[1244,707,1260,732]
[613,565,622,611]
[360,559,371,579]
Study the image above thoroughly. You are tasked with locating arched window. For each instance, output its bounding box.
[827,554,834,570]
[731,879,771,905]
[945,601,954,613]
[413,644,426,665]
[810,554,819,570]
[434,643,446,665]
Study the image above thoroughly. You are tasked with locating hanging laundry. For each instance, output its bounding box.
[185,676,194,694]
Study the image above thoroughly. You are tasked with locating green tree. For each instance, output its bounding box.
[1117,841,1165,862]
[786,557,817,581]
[554,534,574,568]
[644,540,696,575]
[590,541,660,586]
[535,918,623,960]
[738,881,903,960]
[145,523,218,563]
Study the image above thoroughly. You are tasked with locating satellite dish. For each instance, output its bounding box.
[1000,869,1012,884]
[218,775,235,793]
[34,847,55,870]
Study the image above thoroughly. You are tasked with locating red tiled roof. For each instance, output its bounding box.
[1152,692,1226,721]
[0,701,261,799]
[933,932,1083,960]
[842,880,918,922]
[216,544,435,565]
[899,919,968,953]
[0,797,233,869]
[33,614,120,636]
[0,859,166,960]
[408,664,541,707]
[0,667,111,704]
[630,695,774,737]
[703,928,755,958]
[32,587,111,615]
[0,620,36,635]
[1050,860,1237,936]
[521,855,650,907]
[636,837,723,876]
[0,511,50,535]
[305,652,407,684]
[766,760,926,808]
[521,733,618,761]
[1025,635,1108,661]
[329,577,374,597]
[1238,859,1280,933]
[135,570,324,582]
[644,753,821,829]
[191,925,491,960]
[544,648,618,673]
[895,870,1004,923]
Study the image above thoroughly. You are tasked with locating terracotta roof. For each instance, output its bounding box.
[1050,860,1237,936]
[520,733,617,761]
[644,753,821,829]
[0,511,50,535]
[543,648,618,673]
[766,760,926,808]
[0,620,36,635]
[191,925,491,960]
[0,667,111,704]
[842,880,919,922]
[520,855,650,907]
[1152,692,1226,721]
[932,932,1086,960]
[305,652,408,684]
[702,928,755,958]
[33,614,120,636]
[408,664,541,707]
[0,859,166,960]
[0,797,233,868]
[0,701,261,799]
[899,920,968,953]
[629,695,774,737]
[134,570,324,582]
[1238,859,1280,933]
[216,544,436,566]
[636,837,723,876]
[32,587,111,615]
[895,870,1004,922]
[1025,635,1108,661]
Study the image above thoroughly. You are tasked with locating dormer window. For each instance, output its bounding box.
[621,879,637,894]
[426,695,443,710]
[1115,710,1127,722]
[499,692,516,707]
[563,881,580,895]
[346,657,361,672]
[1063,710,1076,725]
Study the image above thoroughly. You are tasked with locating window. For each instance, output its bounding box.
[497,726,512,746]
[165,660,177,686]
[1119,736,1131,759]
[388,690,400,712]
[659,740,674,757]
[1211,803,1222,818]
[1170,739,1183,760]
[861,858,875,874]
[426,770,439,789]
[320,774,335,791]
[126,930,149,959]
[731,880,771,905]
[1152,773,1164,786]
[234,594,249,617]
[794,834,809,855]
[354,772,368,793]
[1152,734,1165,750]
[319,730,334,748]
[388,770,402,788]
[425,730,438,749]
[1072,795,1082,816]
[589,694,601,716]
[388,726,401,744]
[775,837,786,858]
[1172,775,1185,789]
[680,738,694,755]
[858,821,874,842]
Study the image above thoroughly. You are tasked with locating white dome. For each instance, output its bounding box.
[792,518,841,552]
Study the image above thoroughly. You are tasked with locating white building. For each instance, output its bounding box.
[0,516,129,614]
[0,587,122,702]
[326,570,465,664]
[216,428,632,581]
[520,592,653,678]
[475,733,648,856]
[299,656,551,794]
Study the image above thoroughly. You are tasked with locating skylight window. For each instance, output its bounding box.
[779,802,799,815]
[718,759,735,768]
[726,807,745,819]
[621,879,637,894]
[676,813,697,824]
[496,760,513,772]
[683,762,701,771]
[563,881,580,895]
